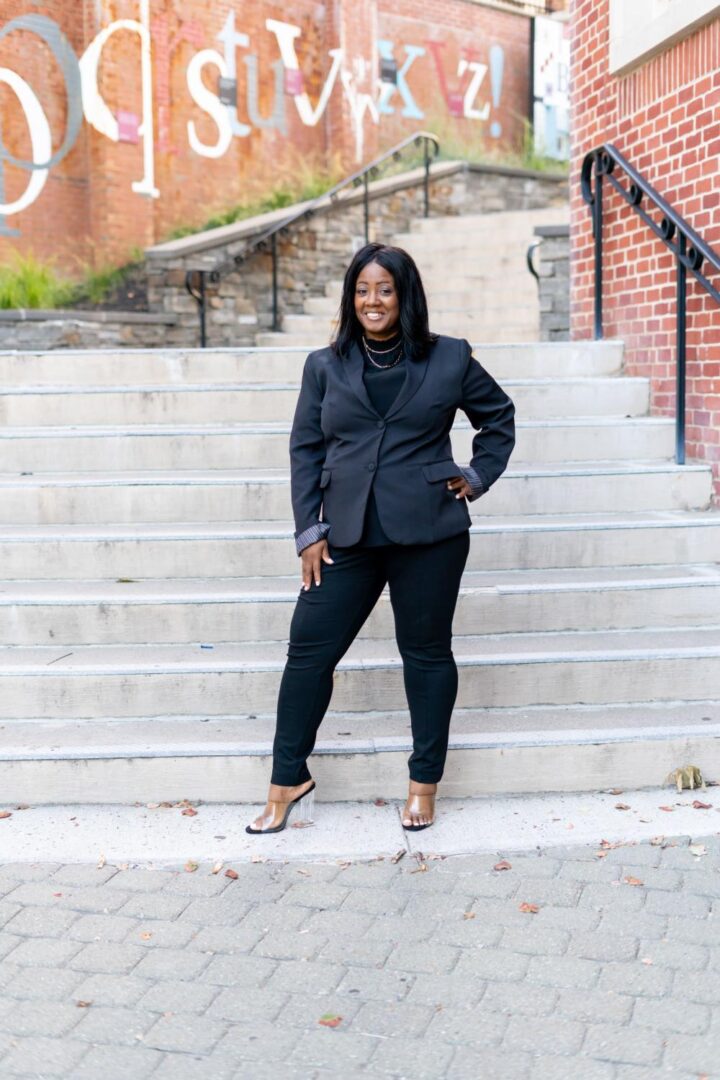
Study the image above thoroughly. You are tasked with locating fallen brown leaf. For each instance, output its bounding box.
[624,876,644,887]
[181,807,198,817]
[615,803,631,811]
[374,798,387,806]
[140,932,152,940]
[318,1014,342,1028]
[463,911,476,920]
[519,902,539,914]
[649,836,665,845]
[595,850,609,859]
[640,957,653,965]
[184,860,198,873]
[97,854,106,870]
[494,860,512,871]
[211,861,223,875]
[251,854,266,863]
[290,820,315,829]
[692,800,712,809]
[75,1000,92,1008]
[0,811,12,820]
[608,788,624,795]
[659,806,675,812]
[410,864,428,874]
[390,849,406,864]
[225,868,239,880]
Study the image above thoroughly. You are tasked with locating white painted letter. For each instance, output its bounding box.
[265,18,343,127]
[0,68,51,215]
[186,49,232,158]
[79,0,158,197]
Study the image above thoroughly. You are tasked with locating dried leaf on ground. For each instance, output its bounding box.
[410,863,428,874]
[76,1000,92,1008]
[184,860,198,873]
[692,800,712,809]
[146,803,160,810]
[181,807,198,817]
[519,902,540,914]
[689,844,708,857]
[97,853,106,869]
[0,811,12,819]
[607,788,624,795]
[211,861,223,875]
[140,932,152,940]
[290,820,315,829]
[318,1014,343,1028]
[649,836,665,845]
[373,798,387,806]
[390,849,406,864]
[614,803,631,810]
[624,876,644,887]
[659,806,675,812]
[494,860,512,871]
[640,957,653,965]
[463,911,476,920]
[225,868,239,880]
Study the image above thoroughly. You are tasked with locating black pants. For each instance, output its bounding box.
[271,529,471,786]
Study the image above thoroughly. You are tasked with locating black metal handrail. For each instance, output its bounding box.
[581,142,720,465]
[186,131,440,347]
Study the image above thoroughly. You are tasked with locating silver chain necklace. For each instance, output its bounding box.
[362,335,403,370]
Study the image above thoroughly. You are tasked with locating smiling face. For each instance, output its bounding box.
[354,260,400,340]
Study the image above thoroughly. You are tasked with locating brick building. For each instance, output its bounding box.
[570,0,720,502]
[0,0,562,269]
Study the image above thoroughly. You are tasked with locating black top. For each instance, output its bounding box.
[359,332,406,546]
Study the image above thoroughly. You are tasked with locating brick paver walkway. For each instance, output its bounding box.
[0,835,718,1079]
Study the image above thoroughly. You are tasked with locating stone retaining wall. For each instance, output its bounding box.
[535,224,570,341]
[146,161,568,350]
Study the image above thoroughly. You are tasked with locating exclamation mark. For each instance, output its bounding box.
[489,45,504,138]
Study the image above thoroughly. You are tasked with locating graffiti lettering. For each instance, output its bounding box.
[79,0,158,196]
[0,3,515,233]
[186,49,232,158]
[377,42,425,119]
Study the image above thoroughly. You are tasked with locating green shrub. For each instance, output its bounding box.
[0,252,77,309]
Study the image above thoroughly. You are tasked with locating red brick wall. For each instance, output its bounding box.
[0,0,532,270]
[570,0,720,502]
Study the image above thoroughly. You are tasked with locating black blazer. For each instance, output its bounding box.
[290,334,515,549]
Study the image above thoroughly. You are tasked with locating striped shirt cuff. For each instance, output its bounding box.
[295,522,330,556]
[459,466,485,502]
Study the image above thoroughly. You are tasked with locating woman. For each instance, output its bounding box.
[247,242,515,835]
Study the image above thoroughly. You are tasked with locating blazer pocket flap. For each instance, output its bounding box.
[320,468,332,489]
[422,460,463,483]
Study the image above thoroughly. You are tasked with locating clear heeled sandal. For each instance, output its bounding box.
[245,780,316,835]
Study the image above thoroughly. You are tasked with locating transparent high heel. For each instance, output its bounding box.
[245,780,316,835]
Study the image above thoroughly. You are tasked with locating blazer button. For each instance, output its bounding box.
[367,463,376,471]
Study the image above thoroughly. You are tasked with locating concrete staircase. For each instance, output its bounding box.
[256,206,569,348]
[1,336,720,805]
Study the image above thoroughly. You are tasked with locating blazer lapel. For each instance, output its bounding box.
[383,346,430,419]
[344,340,380,417]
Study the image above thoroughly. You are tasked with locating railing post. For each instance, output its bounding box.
[363,173,370,243]
[423,137,431,218]
[676,233,687,465]
[593,153,603,340]
[271,232,280,332]
[185,269,208,348]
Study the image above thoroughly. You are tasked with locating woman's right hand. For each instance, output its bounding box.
[301,539,334,590]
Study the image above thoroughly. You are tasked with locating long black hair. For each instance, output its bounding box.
[332,243,437,360]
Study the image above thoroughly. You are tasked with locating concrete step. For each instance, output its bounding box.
[3,625,720,720]
[409,207,569,235]
[0,511,718,579]
[0,461,710,524]
[0,700,716,804]
[0,377,652,426]
[0,342,623,386]
[282,312,541,337]
[5,564,720,646]
[0,417,674,472]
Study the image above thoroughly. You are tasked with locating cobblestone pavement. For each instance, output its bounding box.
[0,835,718,1080]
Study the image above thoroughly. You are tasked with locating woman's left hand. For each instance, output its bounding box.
[446,476,473,500]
